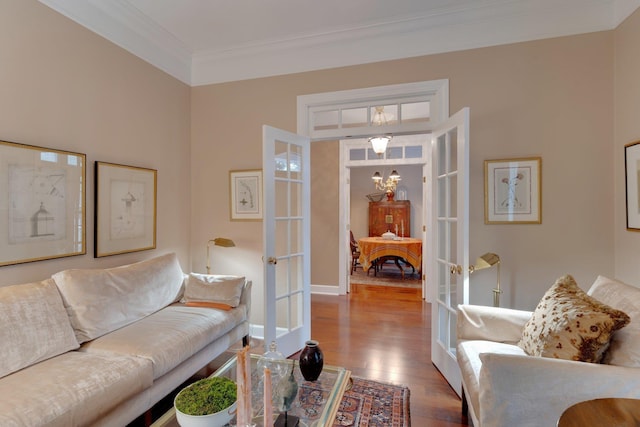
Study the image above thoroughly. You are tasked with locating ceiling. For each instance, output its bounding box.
[39,0,639,86]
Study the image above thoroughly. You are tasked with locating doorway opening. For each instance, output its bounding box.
[299,80,449,301]
[349,161,424,293]
[341,135,429,298]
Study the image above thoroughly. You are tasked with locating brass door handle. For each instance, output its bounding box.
[267,257,278,265]
[450,264,462,275]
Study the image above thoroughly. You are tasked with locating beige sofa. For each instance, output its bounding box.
[457,275,640,427]
[0,253,251,427]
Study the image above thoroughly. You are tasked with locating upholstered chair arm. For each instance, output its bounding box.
[457,304,532,344]
[478,352,640,427]
[240,280,252,318]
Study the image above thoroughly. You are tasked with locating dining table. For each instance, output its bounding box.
[357,237,422,279]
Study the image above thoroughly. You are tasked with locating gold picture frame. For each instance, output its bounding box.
[0,140,86,267]
[625,141,640,231]
[95,161,157,257]
[484,157,542,224]
[229,169,262,221]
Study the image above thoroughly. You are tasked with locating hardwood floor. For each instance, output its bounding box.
[311,283,469,426]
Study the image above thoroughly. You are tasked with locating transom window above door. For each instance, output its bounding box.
[297,80,449,141]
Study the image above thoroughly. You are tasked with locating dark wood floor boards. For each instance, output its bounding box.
[311,283,468,426]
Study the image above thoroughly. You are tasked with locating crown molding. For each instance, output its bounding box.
[39,0,192,84]
[191,0,613,86]
[39,0,639,87]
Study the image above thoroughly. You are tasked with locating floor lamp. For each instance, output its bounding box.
[206,237,235,274]
[470,252,501,307]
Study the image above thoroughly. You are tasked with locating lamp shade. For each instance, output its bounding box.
[212,237,235,247]
[369,136,390,154]
[473,252,499,270]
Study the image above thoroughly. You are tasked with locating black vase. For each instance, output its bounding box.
[299,340,324,381]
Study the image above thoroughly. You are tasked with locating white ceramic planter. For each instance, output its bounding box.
[174,399,237,427]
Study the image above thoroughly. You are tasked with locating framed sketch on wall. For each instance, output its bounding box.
[625,141,640,231]
[229,169,262,221]
[484,157,542,224]
[0,140,86,266]
[95,161,157,257]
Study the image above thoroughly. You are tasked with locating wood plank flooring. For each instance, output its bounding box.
[311,283,469,426]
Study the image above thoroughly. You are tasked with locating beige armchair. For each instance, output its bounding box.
[456,276,640,427]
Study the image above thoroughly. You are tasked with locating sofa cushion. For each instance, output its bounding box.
[518,275,630,362]
[182,273,246,308]
[588,276,640,368]
[53,253,185,343]
[80,302,248,379]
[0,279,79,379]
[0,351,152,427]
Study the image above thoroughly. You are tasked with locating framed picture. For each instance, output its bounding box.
[484,157,542,224]
[625,141,640,231]
[229,169,262,221]
[95,161,157,257]
[0,140,86,267]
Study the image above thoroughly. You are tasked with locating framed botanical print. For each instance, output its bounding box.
[484,157,542,224]
[229,169,262,221]
[0,140,86,266]
[95,161,157,257]
[625,141,640,231]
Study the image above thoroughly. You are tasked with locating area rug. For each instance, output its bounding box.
[350,266,421,289]
[333,377,411,427]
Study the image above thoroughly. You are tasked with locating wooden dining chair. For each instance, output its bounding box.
[350,231,361,274]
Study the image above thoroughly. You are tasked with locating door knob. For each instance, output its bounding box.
[267,257,278,265]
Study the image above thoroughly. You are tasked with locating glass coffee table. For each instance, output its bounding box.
[152,354,351,427]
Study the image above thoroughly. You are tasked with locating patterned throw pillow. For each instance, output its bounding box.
[518,275,630,363]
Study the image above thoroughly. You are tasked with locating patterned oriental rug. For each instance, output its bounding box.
[333,377,411,427]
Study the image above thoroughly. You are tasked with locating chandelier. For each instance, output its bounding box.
[372,170,401,201]
[369,106,392,156]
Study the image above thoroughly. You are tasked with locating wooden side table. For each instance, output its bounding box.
[558,398,640,426]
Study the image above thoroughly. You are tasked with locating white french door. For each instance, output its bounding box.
[262,125,311,357]
[428,108,470,396]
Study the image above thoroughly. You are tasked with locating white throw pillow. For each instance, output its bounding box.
[588,276,640,367]
[53,253,185,343]
[182,273,246,308]
[0,279,79,379]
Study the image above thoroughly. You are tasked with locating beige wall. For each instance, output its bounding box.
[311,140,340,287]
[192,31,615,311]
[0,1,191,287]
[614,9,640,283]
[2,2,628,316]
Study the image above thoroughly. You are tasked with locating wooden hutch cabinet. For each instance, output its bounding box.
[368,200,411,237]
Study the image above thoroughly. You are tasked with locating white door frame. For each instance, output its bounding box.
[297,80,449,297]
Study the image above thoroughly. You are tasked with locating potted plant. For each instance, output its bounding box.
[174,376,237,427]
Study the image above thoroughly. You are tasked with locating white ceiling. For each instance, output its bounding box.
[39,0,640,86]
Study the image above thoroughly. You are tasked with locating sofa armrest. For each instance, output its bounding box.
[457,304,532,344]
[478,353,640,427]
[239,280,252,318]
